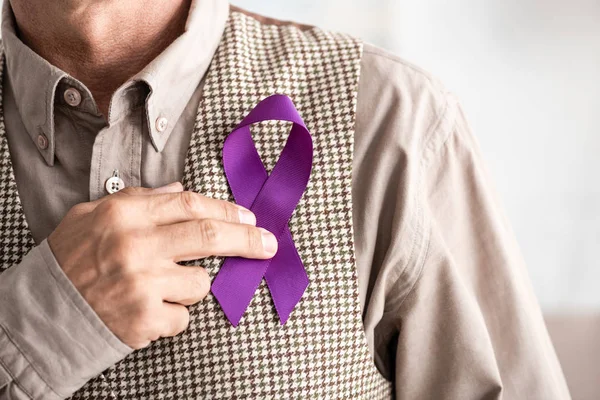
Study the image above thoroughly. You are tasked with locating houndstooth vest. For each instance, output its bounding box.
[0,7,393,400]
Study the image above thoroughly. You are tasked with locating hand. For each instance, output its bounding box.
[47,182,277,349]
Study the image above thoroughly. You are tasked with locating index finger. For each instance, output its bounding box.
[143,191,256,227]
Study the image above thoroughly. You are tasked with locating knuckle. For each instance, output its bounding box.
[247,226,263,253]
[198,219,220,245]
[176,309,191,334]
[129,339,151,350]
[180,191,203,218]
[221,202,238,223]
[68,202,91,217]
[96,198,127,222]
[182,311,191,331]
[190,267,210,298]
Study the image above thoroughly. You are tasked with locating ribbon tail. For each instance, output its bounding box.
[265,228,309,324]
[212,257,271,326]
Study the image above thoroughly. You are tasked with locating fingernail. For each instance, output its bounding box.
[154,182,183,193]
[259,228,278,256]
[237,207,256,225]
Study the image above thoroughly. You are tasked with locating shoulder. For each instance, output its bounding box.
[352,43,466,318]
[357,42,460,164]
[228,6,362,51]
[227,6,460,158]
[230,5,316,32]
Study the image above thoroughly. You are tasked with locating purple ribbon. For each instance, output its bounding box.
[211,94,313,327]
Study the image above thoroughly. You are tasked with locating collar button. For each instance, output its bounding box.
[37,133,48,150]
[155,117,168,133]
[64,87,82,107]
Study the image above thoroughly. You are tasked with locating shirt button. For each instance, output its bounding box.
[105,170,125,194]
[37,133,48,150]
[64,87,82,107]
[155,117,168,133]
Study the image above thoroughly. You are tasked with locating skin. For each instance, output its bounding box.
[10,0,192,117]
[9,0,279,349]
[49,184,278,349]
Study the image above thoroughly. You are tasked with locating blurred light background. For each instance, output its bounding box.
[232,0,600,313]
[232,1,600,397]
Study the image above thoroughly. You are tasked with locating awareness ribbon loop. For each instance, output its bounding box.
[211,94,313,327]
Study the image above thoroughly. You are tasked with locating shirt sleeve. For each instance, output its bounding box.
[0,239,132,399]
[353,43,571,399]
[389,99,571,399]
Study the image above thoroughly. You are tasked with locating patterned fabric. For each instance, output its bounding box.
[0,51,36,270]
[0,9,392,399]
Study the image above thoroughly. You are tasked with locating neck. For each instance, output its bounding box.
[10,0,191,117]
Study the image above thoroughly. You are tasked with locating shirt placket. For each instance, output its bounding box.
[89,104,144,201]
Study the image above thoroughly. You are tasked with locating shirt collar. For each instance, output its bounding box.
[130,0,229,152]
[1,0,229,165]
[1,0,66,166]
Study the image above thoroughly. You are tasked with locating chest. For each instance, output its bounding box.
[0,11,392,399]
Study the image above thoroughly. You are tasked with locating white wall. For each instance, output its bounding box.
[232,0,600,312]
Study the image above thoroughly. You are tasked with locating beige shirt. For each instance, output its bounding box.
[0,0,570,399]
